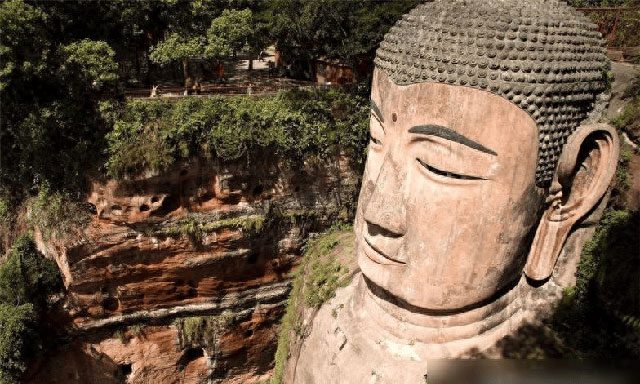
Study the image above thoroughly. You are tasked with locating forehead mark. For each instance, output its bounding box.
[408,125,498,156]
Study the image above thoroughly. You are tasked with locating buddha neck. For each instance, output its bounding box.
[352,273,545,348]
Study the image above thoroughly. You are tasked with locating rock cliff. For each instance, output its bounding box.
[26,155,359,384]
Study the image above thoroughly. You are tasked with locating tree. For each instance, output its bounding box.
[0,0,118,200]
[0,235,63,310]
[206,9,254,58]
[61,39,118,89]
[151,7,268,89]
[150,32,205,90]
[0,0,49,92]
[267,0,420,80]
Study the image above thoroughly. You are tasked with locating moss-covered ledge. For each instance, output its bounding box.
[271,225,357,384]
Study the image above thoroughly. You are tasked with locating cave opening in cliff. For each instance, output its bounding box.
[178,348,205,370]
[117,363,132,379]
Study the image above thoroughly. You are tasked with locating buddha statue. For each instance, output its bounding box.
[290,1,619,382]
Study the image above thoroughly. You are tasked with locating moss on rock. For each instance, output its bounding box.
[271,225,354,384]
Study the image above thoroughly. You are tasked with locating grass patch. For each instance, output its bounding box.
[175,310,235,350]
[302,234,349,309]
[613,73,640,146]
[160,214,265,244]
[271,224,352,384]
[129,324,144,337]
[25,183,91,241]
[113,329,127,344]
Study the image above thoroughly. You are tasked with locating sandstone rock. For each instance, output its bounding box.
[30,156,359,383]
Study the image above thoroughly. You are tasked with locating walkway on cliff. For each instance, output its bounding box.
[125,46,323,99]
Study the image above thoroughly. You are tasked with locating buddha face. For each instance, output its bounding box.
[356,69,546,310]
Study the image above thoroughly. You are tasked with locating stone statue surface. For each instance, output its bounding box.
[290,1,619,382]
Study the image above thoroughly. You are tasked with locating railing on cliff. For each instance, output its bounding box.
[124,81,345,99]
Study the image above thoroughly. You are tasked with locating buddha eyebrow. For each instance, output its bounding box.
[408,125,498,156]
[370,99,384,122]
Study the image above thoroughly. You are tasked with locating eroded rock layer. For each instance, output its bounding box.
[29,156,358,384]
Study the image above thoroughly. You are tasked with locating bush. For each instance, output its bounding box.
[551,209,640,359]
[613,93,640,145]
[26,183,91,241]
[0,234,62,309]
[106,89,369,178]
[0,303,35,384]
[175,310,235,351]
[0,235,63,382]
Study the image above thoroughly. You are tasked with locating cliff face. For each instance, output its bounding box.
[28,155,359,384]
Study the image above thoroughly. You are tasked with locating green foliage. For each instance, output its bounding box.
[613,93,640,145]
[586,210,639,315]
[0,303,35,384]
[1,0,117,201]
[175,310,234,350]
[106,89,369,178]
[206,9,254,57]
[161,215,265,244]
[0,235,62,382]
[302,232,349,308]
[0,199,8,223]
[113,329,127,344]
[268,0,420,78]
[149,32,206,64]
[61,40,118,88]
[615,146,633,190]
[0,234,62,309]
[0,0,48,91]
[271,226,351,384]
[26,183,91,240]
[551,209,640,359]
[129,323,144,337]
[149,7,266,86]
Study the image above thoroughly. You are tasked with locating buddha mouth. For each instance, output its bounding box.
[362,236,406,265]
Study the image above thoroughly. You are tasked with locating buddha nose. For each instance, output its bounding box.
[363,154,407,237]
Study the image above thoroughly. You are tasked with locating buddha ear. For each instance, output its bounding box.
[524,123,620,281]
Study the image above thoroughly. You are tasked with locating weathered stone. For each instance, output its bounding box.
[291,1,619,382]
[374,0,609,186]
[30,156,359,383]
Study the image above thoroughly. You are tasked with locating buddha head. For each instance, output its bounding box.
[355,0,619,311]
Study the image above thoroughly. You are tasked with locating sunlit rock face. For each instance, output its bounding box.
[29,156,359,384]
[291,1,619,382]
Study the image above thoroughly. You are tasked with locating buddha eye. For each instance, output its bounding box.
[369,113,385,149]
[416,158,485,181]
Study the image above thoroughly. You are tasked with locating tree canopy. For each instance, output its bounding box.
[206,9,255,58]
[0,0,118,203]
[150,32,206,65]
[268,0,421,79]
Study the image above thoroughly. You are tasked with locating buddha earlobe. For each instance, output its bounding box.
[525,123,620,281]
